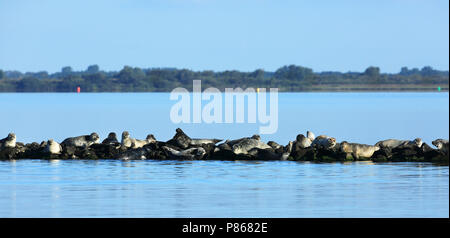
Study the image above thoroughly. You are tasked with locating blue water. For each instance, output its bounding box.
[0,160,447,218]
[0,92,448,217]
[0,92,448,145]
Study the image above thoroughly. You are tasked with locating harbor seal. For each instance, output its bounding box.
[232,136,272,155]
[375,138,423,149]
[118,147,150,160]
[248,141,293,160]
[409,138,423,148]
[296,134,312,148]
[189,138,223,146]
[311,135,337,149]
[0,133,16,148]
[268,141,283,150]
[44,139,62,154]
[102,132,119,145]
[162,146,206,160]
[222,135,261,147]
[166,128,192,149]
[131,134,157,148]
[61,133,99,147]
[307,131,315,141]
[121,131,133,148]
[340,141,380,159]
[432,139,449,153]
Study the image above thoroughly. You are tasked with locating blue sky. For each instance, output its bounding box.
[0,0,448,73]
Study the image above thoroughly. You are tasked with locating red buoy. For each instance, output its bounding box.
[77,86,81,93]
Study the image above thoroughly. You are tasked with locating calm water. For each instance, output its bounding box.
[0,92,448,217]
[0,92,448,145]
[0,160,448,218]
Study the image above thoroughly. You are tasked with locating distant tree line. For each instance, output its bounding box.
[0,64,448,92]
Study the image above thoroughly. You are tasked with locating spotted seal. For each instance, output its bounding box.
[0,133,16,148]
[131,134,157,148]
[311,135,337,149]
[340,141,380,159]
[61,133,100,147]
[162,146,206,160]
[102,132,119,145]
[232,135,272,155]
[432,139,449,153]
[44,139,62,154]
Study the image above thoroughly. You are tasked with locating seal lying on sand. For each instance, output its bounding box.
[102,132,119,145]
[311,135,337,149]
[162,146,206,160]
[340,141,380,159]
[131,134,156,148]
[432,139,449,153]
[0,133,16,148]
[232,136,272,155]
[44,139,62,154]
[61,133,99,147]
[375,138,423,148]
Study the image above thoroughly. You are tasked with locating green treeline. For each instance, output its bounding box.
[0,65,448,92]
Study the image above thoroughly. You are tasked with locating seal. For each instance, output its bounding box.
[268,141,282,150]
[409,138,423,148]
[189,138,223,146]
[118,147,150,160]
[432,139,449,153]
[102,132,119,145]
[375,138,423,149]
[307,131,315,141]
[0,133,16,148]
[44,139,62,154]
[162,146,206,160]
[248,141,293,160]
[232,136,272,155]
[222,135,260,147]
[167,128,192,149]
[311,135,337,149]
[131,134,157,148]
[61,132,99,147]
[121,131,133,148]
[295,134,312,148]
[340,141,380,159]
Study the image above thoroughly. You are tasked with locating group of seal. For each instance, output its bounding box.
[0,130,448,163]
[289,131,446,160]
